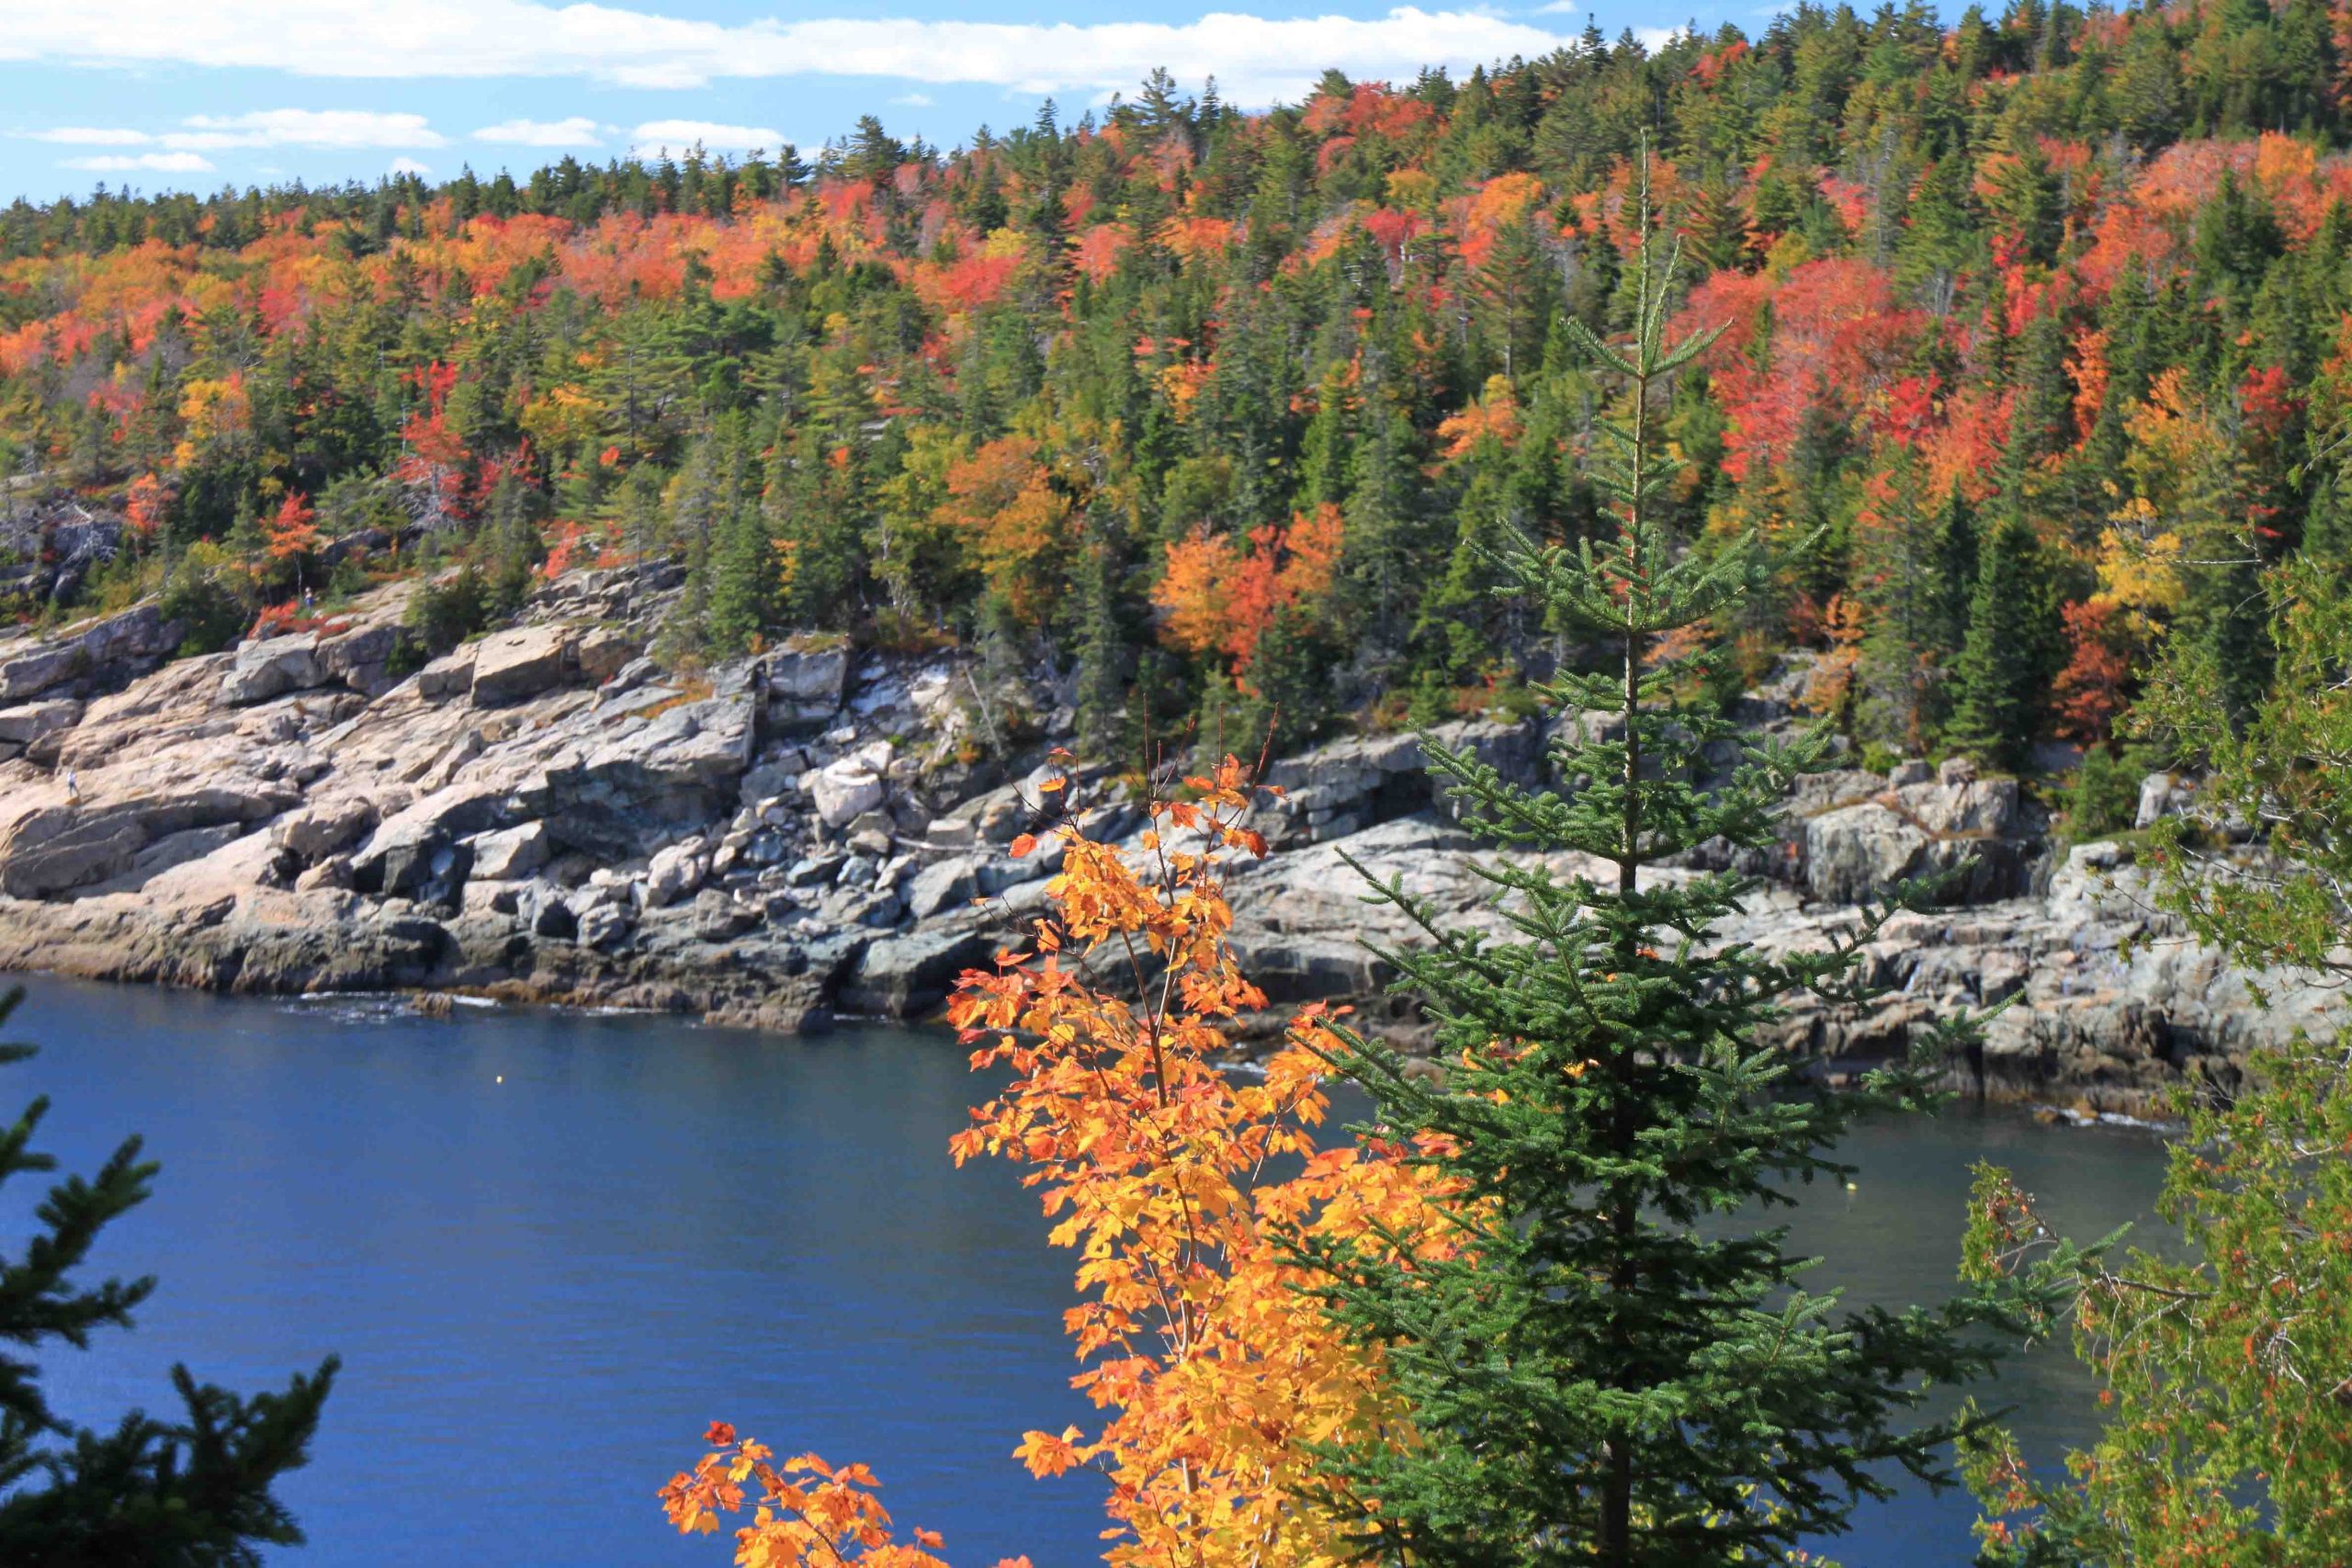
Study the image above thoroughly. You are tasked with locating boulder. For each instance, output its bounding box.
[219,633,326,706]
[763,637,850,723]
[811,753,887,829]
[469,625,574,706]
[1893,774,2022,838]
[976,837,1061,895]
[1804,804,1928,905]
[347,783,510,897]
[317,622,401,698]
[576,624,637,686]
[686,888,760,942]
[527,888,578,940]
[737,752,808,807]
[2135,773,2188,830]
[838,926,997,1017]
[539,695,755,856]
[417,648,478,701]
[646,838,709,908]
[575,901,631,951]
[468,821,549,881]
[271,798,378,864]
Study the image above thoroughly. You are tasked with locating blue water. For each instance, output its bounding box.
[0,974,2168,1565]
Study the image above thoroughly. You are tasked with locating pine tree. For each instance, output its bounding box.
[0,987,336,1563]
[1295,184,2018,1567]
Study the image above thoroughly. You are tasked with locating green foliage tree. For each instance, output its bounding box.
[1297,197,2019,1567]
[1962,552,2352,1565]
[0,986,335,1565]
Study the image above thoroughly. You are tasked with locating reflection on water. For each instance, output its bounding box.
[0,976,2165,1565]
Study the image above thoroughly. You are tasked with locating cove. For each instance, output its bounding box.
[0,974,2167,1565]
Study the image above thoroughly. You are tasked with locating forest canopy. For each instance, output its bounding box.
[4,0,2348,770]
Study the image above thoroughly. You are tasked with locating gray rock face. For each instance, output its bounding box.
[763,637,850,726]
[220,634,327,707]
[0,698,83,757]
[1790,769,2037,907]
[1261,719,1539,844]
[839,925,996,1018]
[0,569,2312,1112]
[0,604,182,703]
[904,856,980,920]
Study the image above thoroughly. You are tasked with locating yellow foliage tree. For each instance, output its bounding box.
[663,758,1453,1568]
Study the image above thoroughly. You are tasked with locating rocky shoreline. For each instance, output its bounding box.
[0,568,2328,1116]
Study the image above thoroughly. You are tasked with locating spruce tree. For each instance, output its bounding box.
[0,987,335,1563]
[1296,190,2019,1567]
[702,503,777,657]
[1949,510,2058,770]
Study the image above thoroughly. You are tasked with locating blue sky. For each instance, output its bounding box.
[0,2,1741,205]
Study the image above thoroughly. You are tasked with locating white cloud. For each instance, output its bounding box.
[61,151,216,173]
[25,108,446,153]
[891,92,933,107]
[25,126,153,145]
[629,119,786,152]
[473,115,605,147]
[389,155,432,175]
[170,109,446,149]
[0,4,1589,102]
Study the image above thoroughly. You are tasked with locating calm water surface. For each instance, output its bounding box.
[0,974,2168,1565]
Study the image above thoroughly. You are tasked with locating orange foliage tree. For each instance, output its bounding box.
[1153,504,1345,687]
[663,757,1453,1568]
[263,490,320,562]
[933,436,1078,626]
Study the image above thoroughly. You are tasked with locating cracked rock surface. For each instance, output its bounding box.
[0,569,2314,1112]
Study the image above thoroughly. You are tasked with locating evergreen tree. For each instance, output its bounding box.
[1295,196,2018,1567]
[1949,511,2059,771]
[702,502,777,656]
[0,987,336,1564]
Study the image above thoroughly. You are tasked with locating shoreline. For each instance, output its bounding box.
[0,570,2330,1121]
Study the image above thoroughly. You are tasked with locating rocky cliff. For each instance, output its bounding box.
[0,569,2324,1114]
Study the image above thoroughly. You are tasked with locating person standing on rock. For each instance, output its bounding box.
[62,767,80,807]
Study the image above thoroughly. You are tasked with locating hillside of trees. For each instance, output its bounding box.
[5,0,2350,782]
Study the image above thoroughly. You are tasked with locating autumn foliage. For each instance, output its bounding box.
[664,758,1453,1566]
[1153,505,1345,687]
